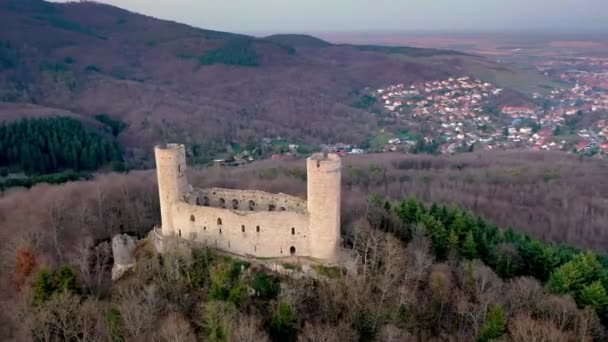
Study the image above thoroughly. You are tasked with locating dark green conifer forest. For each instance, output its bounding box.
[0,117,122,174]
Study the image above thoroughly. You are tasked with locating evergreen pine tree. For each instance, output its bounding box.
[32,268,56,306]
[460,230,478,260]
[478,305,506,342]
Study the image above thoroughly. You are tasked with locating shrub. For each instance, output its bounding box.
[14,247,37,291]
[209,263,232,300]
[351,307,378,342]
[251,272,280,300]
[187,248,213,288]
[204,301,236,342]
[270,302,297,342]
[105,307,125,342]
[31,264,80,306]
[32,268,55,306]
[227,280,248,306]
[54,265,80,294]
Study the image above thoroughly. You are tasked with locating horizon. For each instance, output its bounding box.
[48,0,608,38]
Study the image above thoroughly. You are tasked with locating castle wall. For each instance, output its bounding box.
[184,188,307,213]
[170,201,311,258]
[155,144,342,262]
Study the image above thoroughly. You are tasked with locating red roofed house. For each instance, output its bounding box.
[575,140,590,152]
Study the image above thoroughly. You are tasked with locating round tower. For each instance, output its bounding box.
[306,153,341,261]
[155,144,189,236]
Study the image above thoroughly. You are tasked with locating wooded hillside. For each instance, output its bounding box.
[0,0,542,162]
[0,151,607,340]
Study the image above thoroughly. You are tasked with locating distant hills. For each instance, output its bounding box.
[0,0,548,163]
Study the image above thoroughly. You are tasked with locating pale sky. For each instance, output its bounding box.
[52,0,608,35]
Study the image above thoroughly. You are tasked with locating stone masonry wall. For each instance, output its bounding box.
[183,188,307,214]
[170,201,311,258]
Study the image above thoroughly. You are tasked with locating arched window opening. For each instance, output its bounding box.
[219,198,226,208]
[249,200,256,211]
[217,218,222,225]
[203,196,210,206]
[178,165,181,172]
[291,227,295,235]
[178,229,182,237]
[232,199,239,210]
[190,215,195,222]
[268,204,276,212]
[280,207,286,211]
[290,246,296,255]
[256,226,260,233]
[241,225,245,233]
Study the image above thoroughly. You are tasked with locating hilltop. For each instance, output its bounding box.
[1,150,608,340]
[0,0,549,163]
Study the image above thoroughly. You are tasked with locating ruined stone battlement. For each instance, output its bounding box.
[154,144,342,262]
[183,188,307,214]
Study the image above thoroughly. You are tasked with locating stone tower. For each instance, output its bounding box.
[155,144,189,235]
[306,153,341,261]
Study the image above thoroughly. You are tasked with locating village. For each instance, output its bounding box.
[361,74,608,157]
[209,72,608,167]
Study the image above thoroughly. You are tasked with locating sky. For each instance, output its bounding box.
[51,0,608,35]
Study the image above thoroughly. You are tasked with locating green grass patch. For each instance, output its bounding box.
[282,263,302,271]
[313,265,343,279]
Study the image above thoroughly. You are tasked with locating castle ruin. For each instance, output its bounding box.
[155,144,342,262]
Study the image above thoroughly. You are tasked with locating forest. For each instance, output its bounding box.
[0,117,123,174]
[1,151,607,340]
[198,38,261,67]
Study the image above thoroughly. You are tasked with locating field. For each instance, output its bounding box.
[392,54,564,94]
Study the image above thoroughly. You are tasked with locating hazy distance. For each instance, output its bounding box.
[50,0,608,35]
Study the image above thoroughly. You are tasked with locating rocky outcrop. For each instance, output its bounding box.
[111,234,137,281]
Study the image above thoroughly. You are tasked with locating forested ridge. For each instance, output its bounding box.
[1,152,608,340]
[0,0,533,159]
[11,196,608,341]
[372,197,608,320]
[0,117,122,174]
